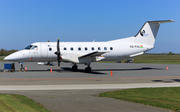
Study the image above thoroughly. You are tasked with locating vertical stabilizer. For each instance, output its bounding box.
[134,20,174,46]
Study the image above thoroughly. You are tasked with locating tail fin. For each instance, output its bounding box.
[134,20,174,46]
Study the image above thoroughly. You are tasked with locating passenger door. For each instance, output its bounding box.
[40,43,48,58]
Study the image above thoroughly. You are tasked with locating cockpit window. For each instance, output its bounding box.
[31,46,38,50]
[24,45,33,50]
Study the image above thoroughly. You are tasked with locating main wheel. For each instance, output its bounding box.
[72,65,78,71]
[85,67,91,73]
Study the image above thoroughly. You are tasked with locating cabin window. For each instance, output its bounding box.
[98,47,101,50]
[85,47,88,50]
[25,45,33,50]
[71,47,73,51]
[64,47,67,50]
[31,46,38,50]
[49,48,52,51]
[92,47,94,50]
[110,47,113,50]
[104,47,107,50]
[78,47,81,51]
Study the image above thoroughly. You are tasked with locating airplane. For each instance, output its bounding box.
[4,20,174,72]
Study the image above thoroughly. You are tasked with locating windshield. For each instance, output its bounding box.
[31,46,38,50]
[24,45,33,50]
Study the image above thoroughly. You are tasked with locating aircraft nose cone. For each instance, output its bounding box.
[4,50,22,61]
[4,55,13,61]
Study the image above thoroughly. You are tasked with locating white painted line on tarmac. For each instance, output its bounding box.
[0,83,180,90]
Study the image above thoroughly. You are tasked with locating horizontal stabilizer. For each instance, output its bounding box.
[148,20,175,24]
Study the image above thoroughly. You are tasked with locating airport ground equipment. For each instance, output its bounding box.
[1,63,15,72]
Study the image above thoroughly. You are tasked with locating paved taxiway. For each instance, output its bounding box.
[0,62,179,112]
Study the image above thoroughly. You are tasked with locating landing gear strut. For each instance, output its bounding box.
[72,64,78,71]
[19,62,25,72]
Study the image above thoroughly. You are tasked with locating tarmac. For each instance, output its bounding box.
[0,62,179,112]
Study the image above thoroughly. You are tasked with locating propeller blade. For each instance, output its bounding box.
[54,39,61,68]
[57,39,60,68]
[57,39,59,52]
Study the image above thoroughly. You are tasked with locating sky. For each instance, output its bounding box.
[0,0,179,53]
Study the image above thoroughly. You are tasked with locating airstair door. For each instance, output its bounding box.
[40,43,48,58]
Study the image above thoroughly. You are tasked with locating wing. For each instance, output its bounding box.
[78,51,106,59]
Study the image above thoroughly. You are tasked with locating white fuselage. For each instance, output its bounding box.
[4,39,153,64]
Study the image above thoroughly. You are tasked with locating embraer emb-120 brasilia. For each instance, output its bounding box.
[4,20,174,72]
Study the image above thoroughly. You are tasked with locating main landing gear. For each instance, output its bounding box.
[85,63,92,73]
[71,64,92,73]
[85,66,91,73]
[72,64,78,71]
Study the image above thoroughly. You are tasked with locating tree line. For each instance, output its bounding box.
[0,49,18,56]
[144,52,179,55]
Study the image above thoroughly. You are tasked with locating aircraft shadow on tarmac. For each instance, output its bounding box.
[59,67,106,74]
[14,67,164,75]
[59,67,164,74]
[152,79,180,83]
[17,68,105,74]
[92,67,164,71]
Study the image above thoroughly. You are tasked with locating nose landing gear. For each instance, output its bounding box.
[19,62,25,72]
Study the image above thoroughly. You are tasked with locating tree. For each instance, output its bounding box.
[0,49,5,56]
[168,51,174,55]
[0,49,17,56]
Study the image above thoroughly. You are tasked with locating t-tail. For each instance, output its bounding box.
[133,20,174,46]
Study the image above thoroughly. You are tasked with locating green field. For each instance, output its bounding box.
[0,94,50,112]
[98,55,180,64]
[99,87,180,111]
[0,56,5,62]
[134,55,180,64]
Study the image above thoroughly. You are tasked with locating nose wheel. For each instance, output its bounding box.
[19,63,25,72]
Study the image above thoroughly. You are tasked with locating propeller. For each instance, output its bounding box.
[55,39,61,68]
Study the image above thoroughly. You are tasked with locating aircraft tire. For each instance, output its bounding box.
[20,68,25,72]
[72,65,78,71]
[85,67,91,73]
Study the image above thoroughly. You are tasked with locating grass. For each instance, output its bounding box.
[0,93,50,112]
[99,87,180,111]
[98,55,180,64]
[134,55,180,64]
[0,56,6,62]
